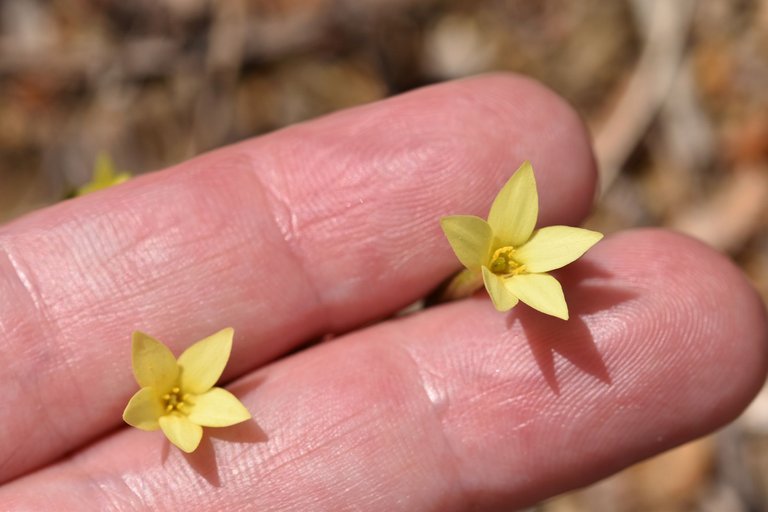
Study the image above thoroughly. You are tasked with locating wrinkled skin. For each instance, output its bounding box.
[0,74,765,511]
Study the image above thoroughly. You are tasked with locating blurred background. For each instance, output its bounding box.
[1,0,767,509]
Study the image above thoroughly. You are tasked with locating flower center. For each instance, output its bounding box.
[489,246,526,276]
[163,386,193,414]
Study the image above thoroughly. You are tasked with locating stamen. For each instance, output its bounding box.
[162,386,192,415]
[489,246,523,276]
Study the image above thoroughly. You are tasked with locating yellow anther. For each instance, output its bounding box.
[161,386,191,415]
[489,246,522,275]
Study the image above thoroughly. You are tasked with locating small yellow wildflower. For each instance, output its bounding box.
[76,153,131,196]
[123,328,251,453]
[440,161,603,320]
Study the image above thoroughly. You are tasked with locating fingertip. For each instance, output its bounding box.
[595,228,768,426]
[451,73,598,224]
[669,230,768,419]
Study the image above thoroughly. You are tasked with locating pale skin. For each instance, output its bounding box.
[0,74,766,510]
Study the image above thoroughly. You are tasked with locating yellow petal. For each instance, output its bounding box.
[487,161,538,247]
[515,226,603,273]
[76,153,130,196]
[439,268,484,302]
[187,387,251,427]
[94,152,116,180]
[440,215,493,271]
[123,387,164,431]
[159,414,203,453]
[178,328,234,395]
[481,266,519,311]
[132,332,179,394]
[504,273,569,320]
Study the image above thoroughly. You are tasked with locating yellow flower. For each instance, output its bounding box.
[440,161,603,320]
[76,152,131,196]
[122,328,251,453]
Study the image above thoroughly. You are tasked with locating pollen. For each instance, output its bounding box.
[489,246,525,276]
[162,387,192,413]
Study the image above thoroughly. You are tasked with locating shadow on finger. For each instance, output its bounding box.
[510,260,639,394]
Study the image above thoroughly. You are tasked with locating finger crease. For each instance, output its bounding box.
[0,244,77,451]
[394,340,471,510]
[246,159,333,332]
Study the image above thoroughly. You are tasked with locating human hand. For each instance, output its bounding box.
[0,75,765,510]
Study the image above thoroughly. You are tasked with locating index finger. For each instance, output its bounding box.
[0,74,596,482]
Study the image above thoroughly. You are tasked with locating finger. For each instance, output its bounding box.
[3,230,765,511]
[0,74,596,481]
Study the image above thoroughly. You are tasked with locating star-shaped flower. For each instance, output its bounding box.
[123,328,251,452]
[440,161,603,319]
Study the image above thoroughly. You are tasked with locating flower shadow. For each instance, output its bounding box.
[183,420,269,487]
[509,260,639,395]
[162,374,269,487]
